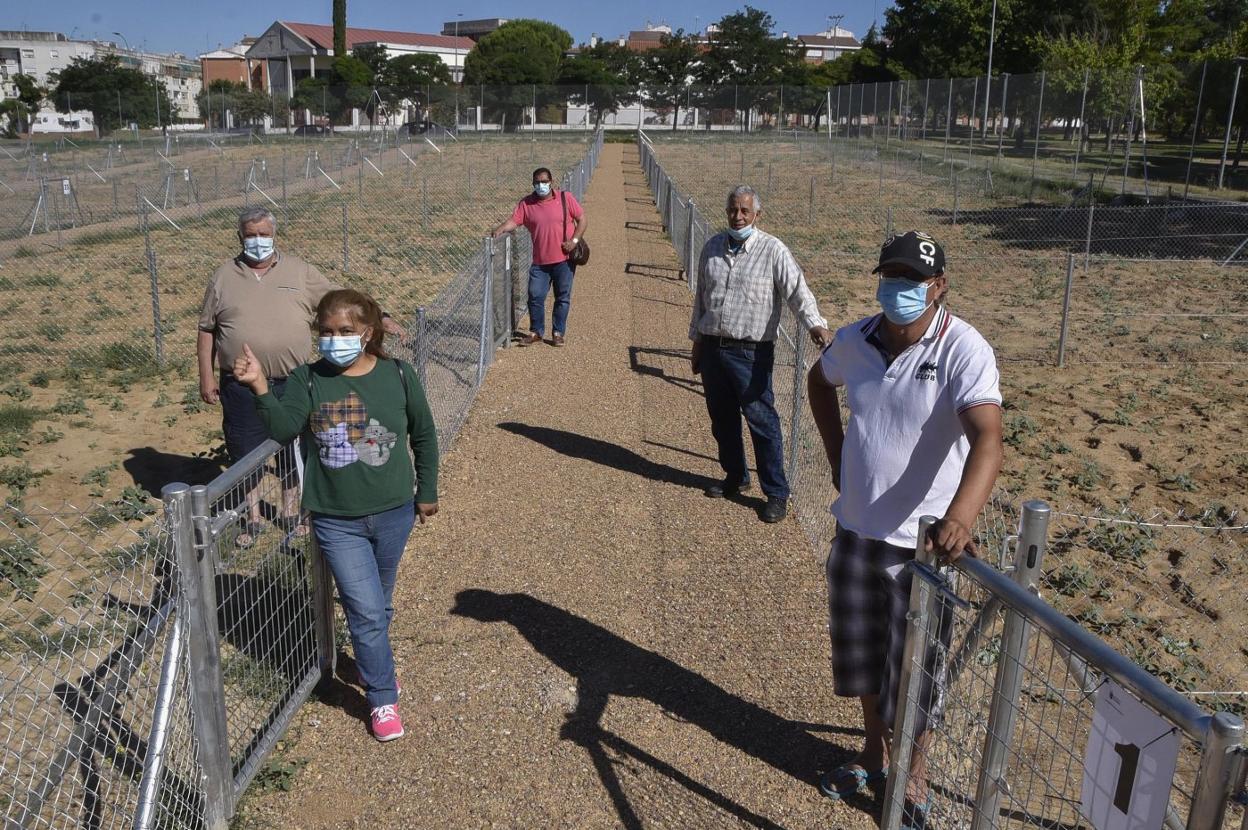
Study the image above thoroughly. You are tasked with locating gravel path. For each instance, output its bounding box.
[248,143,877,830]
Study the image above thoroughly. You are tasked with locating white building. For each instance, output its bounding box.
[796,27,862,63]
[92,41,203,121]
[0,30,203,132]
[246,20,475,104]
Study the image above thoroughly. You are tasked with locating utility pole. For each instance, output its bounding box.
[982,0,997,140]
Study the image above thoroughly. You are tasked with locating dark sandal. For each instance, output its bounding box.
[818,763,889,800]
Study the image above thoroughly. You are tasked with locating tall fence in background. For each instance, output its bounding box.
[638,131,1247,829]
[0,130,603,830]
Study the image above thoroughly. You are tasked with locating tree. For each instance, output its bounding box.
[0,74,44,135]
[333,0,347,57]
[49,54,174,134]
[352,43,389,77]
[560,42,643,126]
[290,76,337,122]
[196,79,282,128]
[698,7,804,130]
[378,53,452,118]
[643,30,701,131]
[464,19,574,130]
[329,55,374,123]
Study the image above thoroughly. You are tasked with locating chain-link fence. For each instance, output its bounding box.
[641,128,1248,368]
[639,131,1247,828]
[0,129,603,829]
[884,506,1244,830]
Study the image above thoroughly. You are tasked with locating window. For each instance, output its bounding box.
[21,49,35,58]
[50,51,59,59]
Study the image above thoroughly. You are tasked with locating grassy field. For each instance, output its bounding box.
[647,132,1247,714]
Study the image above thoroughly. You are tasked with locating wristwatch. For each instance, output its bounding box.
[571,237,580,244]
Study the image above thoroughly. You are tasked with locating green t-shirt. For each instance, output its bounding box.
[255,357,438,517]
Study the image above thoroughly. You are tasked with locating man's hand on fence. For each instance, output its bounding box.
[417,502,439,524]
[200,379,220,406]
[232,344,268,395]
[809,325,833,348]
[926,517,975,564]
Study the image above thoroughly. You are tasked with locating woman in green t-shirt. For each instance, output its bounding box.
[233,288,438,743]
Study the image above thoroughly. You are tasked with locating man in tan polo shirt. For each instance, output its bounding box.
[197,207,402,546]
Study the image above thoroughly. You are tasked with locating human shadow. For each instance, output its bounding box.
[627,345,703,397]
[123,446,228,497]
[497,422,714,492]
[625,262,685,281]
[625,220,664,232]
[451,590,864,829]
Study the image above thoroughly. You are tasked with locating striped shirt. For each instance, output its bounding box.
[689,228,828,342]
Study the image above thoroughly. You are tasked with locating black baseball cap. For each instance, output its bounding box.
[872,230,946,279]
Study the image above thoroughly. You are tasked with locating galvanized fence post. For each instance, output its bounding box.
[1188,712,1246,829]
[970,501,1052,830]
[504,233,515,347]
[415,307,428,388]
[163,483,232,830]
[785,325,808,486]
[478,236,493,384]
[880,514,940,830]
[341,201,349,273]
[685,200,697,290]
[1057,253,1076,368]
[141,200,166,368]
[308,525,336,681]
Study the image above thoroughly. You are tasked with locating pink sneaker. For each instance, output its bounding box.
[370,704,404,742]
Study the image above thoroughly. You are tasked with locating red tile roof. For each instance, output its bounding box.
[282,21,474,52]
[798,34,862,48]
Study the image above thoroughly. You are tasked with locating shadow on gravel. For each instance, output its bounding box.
[628,346,703,397]
[498,422,715,492]
[624,263,685,281]
[452,590,868,829]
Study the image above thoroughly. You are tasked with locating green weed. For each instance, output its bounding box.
[0,538,48,598]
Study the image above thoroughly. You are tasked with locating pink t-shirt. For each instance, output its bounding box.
[511,190,583,266]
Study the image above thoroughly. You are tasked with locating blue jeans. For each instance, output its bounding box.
[310,501,416,708]
[700,341,789,500]
[528,260,575,337]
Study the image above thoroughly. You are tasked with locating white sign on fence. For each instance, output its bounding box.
[61,179,70,196]
[1081,680,1180,830]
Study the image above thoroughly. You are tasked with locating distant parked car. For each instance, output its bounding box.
[293,124,332,136]
[399,120,447,137]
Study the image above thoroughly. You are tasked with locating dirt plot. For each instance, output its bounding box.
[646,133,1247,714]
[0,136,589,678]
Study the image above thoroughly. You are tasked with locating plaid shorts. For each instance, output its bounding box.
[825,524,950,732]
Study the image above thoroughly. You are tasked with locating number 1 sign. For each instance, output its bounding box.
[1081,680,1180,830]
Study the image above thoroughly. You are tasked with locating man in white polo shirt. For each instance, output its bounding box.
[807,230,1003,827]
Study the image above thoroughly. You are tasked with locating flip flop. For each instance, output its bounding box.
[901,793,934,830]
[818,763,889,800]
[235,520,265,550]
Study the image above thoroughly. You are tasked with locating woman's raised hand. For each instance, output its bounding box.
[232,344,266,393]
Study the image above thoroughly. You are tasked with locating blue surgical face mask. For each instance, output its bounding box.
[876,277,933,325]
[726,224,755,241]
[318,335,364,367]
[533,182,551,197]
[242,235,275,262]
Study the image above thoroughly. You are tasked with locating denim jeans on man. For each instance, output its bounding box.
[310,501,416,708]
[700,340,789,500]
[527,260,576,337]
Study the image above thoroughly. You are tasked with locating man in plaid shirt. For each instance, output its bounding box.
[689,185,832,523]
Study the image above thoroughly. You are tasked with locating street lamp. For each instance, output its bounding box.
[454,13,463,129]
[982,0,997,140]
[113,32,132,131]
[1218,56,1246,189]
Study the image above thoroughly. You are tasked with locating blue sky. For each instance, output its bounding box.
[12,0,886,58]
